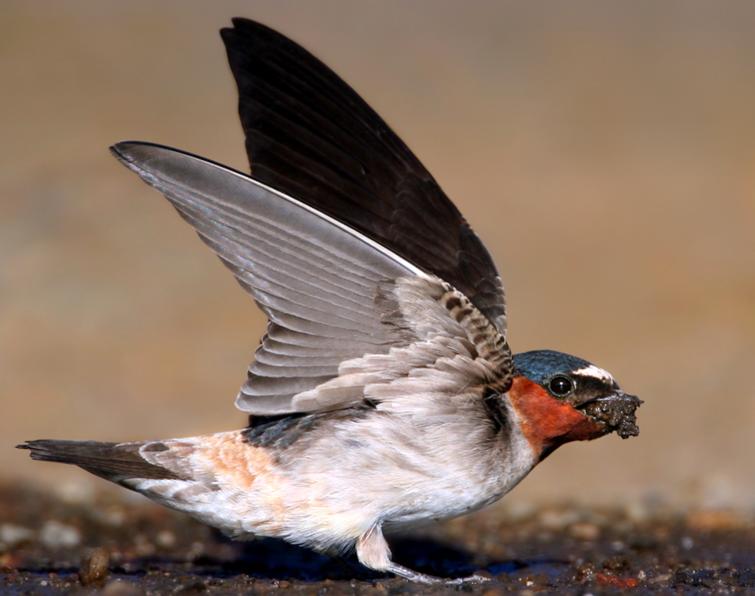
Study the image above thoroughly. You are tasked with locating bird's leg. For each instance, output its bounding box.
[355,524,489,585]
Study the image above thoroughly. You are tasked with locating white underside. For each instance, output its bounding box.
[129,406,536,553]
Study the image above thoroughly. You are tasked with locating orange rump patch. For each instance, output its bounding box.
[200,432,276,490]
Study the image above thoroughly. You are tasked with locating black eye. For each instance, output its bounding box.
[548,375,575,397]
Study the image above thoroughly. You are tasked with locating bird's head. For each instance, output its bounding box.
[508,350,641,459]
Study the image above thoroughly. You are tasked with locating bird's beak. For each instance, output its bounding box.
[577,391,643,439]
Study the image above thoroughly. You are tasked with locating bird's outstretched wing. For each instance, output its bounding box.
[112,143,512,416]
[220,18,507,333]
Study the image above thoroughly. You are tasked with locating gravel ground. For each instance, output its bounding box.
[0,485,752,594]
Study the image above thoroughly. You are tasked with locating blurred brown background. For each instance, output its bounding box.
[1,1,753,510]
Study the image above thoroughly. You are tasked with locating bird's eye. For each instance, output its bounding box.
[548,375,575,397]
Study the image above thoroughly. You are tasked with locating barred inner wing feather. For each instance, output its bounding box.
[293,277,513,413]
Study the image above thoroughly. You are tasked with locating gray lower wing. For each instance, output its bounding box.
[111,142,425,414]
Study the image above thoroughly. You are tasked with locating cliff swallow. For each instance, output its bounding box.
[19,18,641,584]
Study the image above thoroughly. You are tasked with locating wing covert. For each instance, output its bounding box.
[291,277,513,414]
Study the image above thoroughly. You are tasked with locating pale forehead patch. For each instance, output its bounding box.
[572,364,615,384]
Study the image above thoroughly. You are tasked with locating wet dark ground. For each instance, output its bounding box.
[0,485,752,594]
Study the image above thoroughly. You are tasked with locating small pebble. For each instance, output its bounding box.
[575,563,596,582]
[133,533,156,557]
[55,481,95,505]
[602,555,629,572]
[505,501,535,521]
[611,540,626,552]
[40,520,81,548]
[539,509,579,529]
[156,530,176,548]
[649,573,672,584]
[93,506,127,527]
[625,501,649,523]
[570,522,600,540]
[174,580,207,593]
[79,547,110,586]
[0,524,33,547]
[102,579,142,595]
[686,509,744,531]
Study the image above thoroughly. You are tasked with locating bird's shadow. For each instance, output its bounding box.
[181,532,559,582]
[21,533,568,584]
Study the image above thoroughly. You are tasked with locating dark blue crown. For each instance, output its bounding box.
[512,350,592,385]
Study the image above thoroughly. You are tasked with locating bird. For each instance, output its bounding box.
[18,18,641,585]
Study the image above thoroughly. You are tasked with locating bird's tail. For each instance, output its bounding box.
[17,432,277,537]
[17,439,185,485]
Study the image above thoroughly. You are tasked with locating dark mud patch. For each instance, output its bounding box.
[0,485,752,593]
[581,393,642,439]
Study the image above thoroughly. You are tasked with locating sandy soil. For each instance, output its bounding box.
[1,485,752,594]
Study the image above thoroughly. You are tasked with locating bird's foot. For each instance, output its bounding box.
[357,524,490,585]
[442,573,491,585]
[387,563,490,585]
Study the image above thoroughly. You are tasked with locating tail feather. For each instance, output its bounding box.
[17,439,184,483]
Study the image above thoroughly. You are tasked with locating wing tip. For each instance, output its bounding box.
[109,140,158,171]
[225,17,274,33]
[220,17,280,45]
[110,140,134,163]
[109,141,162,187]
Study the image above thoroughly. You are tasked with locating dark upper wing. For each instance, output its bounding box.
[220,18,507,333]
